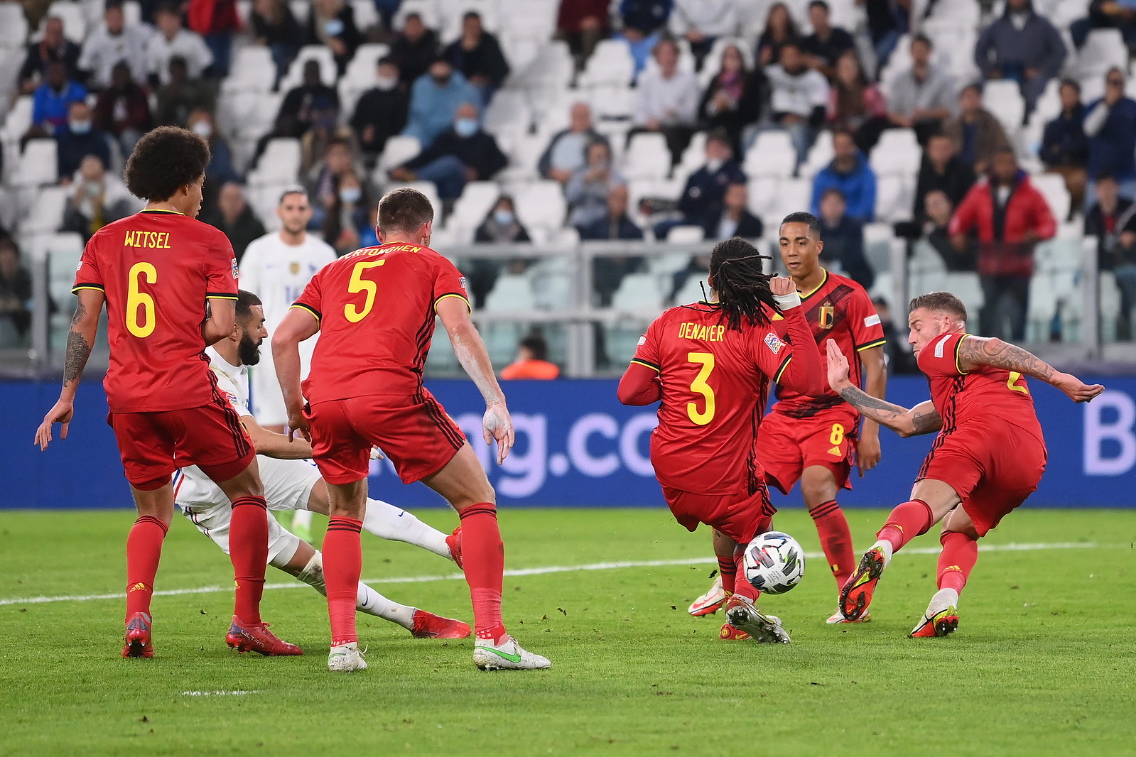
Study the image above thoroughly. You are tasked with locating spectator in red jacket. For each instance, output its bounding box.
[187,0,241,78]
[949,147,1057,340]
[93,62,153,155]
[556,0,610,67]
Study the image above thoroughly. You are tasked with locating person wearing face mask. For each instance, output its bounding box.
[323,172,371,256]
[351,57,409,162]
[468,196,533,309]
[303,0,362,76]
[657,130,744,238]
[62,154,136,242]
[55,101,112,183]
[401,57,480,149]
[391,103,506,201]
[188,108,241,218]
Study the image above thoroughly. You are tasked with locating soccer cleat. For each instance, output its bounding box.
[723,595,791,644]
[840,547,888,621]
[826,608,871,624]
[909,589,960,638]
[226,617,303,656]
[410,610,471,639]
[122,611,154,658]
[718,623,750,640]
[445,527,463,569]
[688,575,727,617]
[328,642,368,672]
[472,636,551,670]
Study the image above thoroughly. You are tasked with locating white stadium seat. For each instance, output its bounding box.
[871,128,921,176]
[622,131,671,181]
[666,225,705,243]
[14,139,59,188]
[485,274,536,311]
[611,273,664,311]
[248,138,301,186]
[745,130,796,178]
[579,39,635,87]
[0,3,29,50]
[512,180,567,230]
[983,79,1025,132]
[278,45,338,91]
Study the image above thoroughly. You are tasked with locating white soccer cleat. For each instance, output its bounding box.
[328,642,368,672]
[688,575,727,616]
[826,608,871,624]
[909,588,960,638]
[472,636,551,671]
[723,595,791,644]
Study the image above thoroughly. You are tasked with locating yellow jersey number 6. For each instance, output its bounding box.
[344,259,386,323]
[687,352,716,426]
[126,261,157,338]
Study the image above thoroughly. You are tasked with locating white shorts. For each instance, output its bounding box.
[175,457,323,568]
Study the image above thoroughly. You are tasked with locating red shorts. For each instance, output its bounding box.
[660,484,777,545]
[917,422,1047,536]
[109,402,254,490]
[758,408,857,494]
[306,390,466,485]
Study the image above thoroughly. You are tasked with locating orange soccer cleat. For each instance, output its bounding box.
[840,546,888,621]
[226,617,303,656]
[909,589,960,638]
[689,575,727,617]
[410,610,472,639]
[122,611,154,658]
[718,623,750,640]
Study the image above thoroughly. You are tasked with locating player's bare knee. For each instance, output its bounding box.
[801,466,838,509]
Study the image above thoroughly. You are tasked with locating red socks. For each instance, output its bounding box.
[731,548,760,602]
[877,499,934,553]
[938,530,979,595]
[229,496,268,625]
[324,517,363,646]
[717,556,737,595]
[459,503,506,643]
[125,515,168,620]
[809,500,855,588]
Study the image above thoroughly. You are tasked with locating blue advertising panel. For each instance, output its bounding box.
[2,377,1134,509]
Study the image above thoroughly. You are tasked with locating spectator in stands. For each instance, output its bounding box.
[304,0,362,76]
[1084,67,1136,206]
[390,102,507,201]
[501,332,560,380]
[1112,221,1136,339]
[765,40,829,167]
[307,137,358,230]
[351,56,409,163]
[567,140,626,229]
[251,0,304,83]
[828,50,888,152]
[818,187,873,289]
[872,296,917,374]
[699,43,764,155]
[468,195,533,309]
[701,181,763,240]
[802,0,855,80]
[25,61,86,142]
[810,129,877,223]
[55,101,111,182]
[444,11,509,105]
[581,184,644,306]
[93,62,152,156]
[154,55,216,126]
[756,2,800,68]
[200,182,267,261]
[0,239,32,346]
[944,83,1010,175]
[920,189,971,271]
[618,0,673,78]
[949,147,1057,341]
[255,59,339,164]
[670,0,739,69]
[1084,173,1134,270]
[189,108,240,217]
[913,131,976,224]
[402,57,480,148]
[1070,1,1136,50]
[863,0,909,74]
[885,33,955,145]
[17,15,80,95]
[61,154,134,241]
[539,103,607,185]
[78,0,151,91]
[974,0,1066,115]
[664,130,745,236]
[390,12,439,87]
[148,2,214,87]
[555,0,609,67]
[187,0,240,78]
[322,170,370,255]
[1040,79,1089,219]
[630,36,701,166]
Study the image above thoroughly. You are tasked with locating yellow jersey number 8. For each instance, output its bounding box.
[126,262,157,338]
[344,260,386,323]
[687,352,716,426]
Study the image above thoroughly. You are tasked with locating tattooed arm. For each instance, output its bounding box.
[35,289,104,450]
[825,340,943,437]
[956,336,1105,403]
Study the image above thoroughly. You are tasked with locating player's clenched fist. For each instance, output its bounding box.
[768,275,795,298]
[483,401,514,465]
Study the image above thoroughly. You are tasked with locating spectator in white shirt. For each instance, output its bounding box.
[763,40,830,167]
[78,0,152,91]
[669,0,739,69]
[631,36,701,165]
[885,34,955,145]
[147,2,213,87]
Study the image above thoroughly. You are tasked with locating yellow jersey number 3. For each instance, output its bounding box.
[687,352,716,426]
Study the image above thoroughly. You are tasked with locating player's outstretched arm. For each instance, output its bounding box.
[956,336,1105,403]
[240,413,315,459]
[771,277,826,397]
[437,297,514,464]
[202,297,237,346]
[826,340,942,437]
[271,308,320,442]
[35,289,104,450]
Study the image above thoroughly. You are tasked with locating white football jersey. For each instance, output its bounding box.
[238,232,337,328]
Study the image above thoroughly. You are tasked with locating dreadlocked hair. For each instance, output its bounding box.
[707,237,779,331]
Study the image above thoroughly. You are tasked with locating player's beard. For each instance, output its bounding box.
[239,335,262,366]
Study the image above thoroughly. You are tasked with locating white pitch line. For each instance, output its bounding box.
[0,541,1099,607]
[182,690,259,697]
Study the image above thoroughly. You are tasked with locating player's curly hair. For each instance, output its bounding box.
[708,237,779,331]
[124,126,210,202]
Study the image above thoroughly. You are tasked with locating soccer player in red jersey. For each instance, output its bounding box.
[33,126,300,658]
[828,292,1104,636]
[618,238,827,644]
[272,187,549,672]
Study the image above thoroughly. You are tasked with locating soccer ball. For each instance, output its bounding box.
[742,531,805,595]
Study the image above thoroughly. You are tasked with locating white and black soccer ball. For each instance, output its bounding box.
[742,531,805,595]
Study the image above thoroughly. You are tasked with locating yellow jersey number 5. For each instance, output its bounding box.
[344,259,385,322]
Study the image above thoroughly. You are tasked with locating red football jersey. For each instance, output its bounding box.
[72,209,239,412]
[917,331,1045,442]
[292,242,470,404]
[774,270,885,418]
[632,302,806,496]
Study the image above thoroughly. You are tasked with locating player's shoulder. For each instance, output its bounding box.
[823,270,872,302]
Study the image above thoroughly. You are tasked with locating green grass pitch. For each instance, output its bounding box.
[0,507,1133,755]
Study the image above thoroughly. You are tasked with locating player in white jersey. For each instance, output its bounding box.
[175,290,470,639]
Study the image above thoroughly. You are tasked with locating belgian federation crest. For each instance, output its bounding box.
[818,302,835,329]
